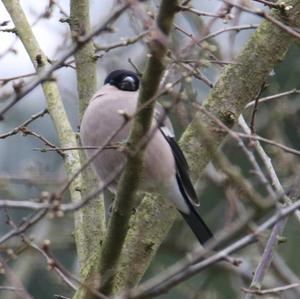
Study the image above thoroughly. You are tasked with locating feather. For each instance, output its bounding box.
[159,126,200,206]
[176,174,213,244]
[159,125,213,244]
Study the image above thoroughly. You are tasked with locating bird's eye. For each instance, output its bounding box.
[118,76,138,91]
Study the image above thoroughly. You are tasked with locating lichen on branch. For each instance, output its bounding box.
[96,0,179,296]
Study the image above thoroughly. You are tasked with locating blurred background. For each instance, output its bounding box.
[0,0,300,298]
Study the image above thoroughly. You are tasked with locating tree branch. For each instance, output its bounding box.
[0,2,130,119]
[69,2,106,298]
[2,0,83,207]
[96,0,179,296]
[69,0,106,277]
[180,0,300,179]
[119,198,300,299]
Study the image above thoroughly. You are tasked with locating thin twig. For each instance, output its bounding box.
[197,105,278,202]
[0,71,37,85]
[178,5,229,18]
[0,286,23,292]
[250,82,266,134]
[252,0,287,9]
[245,89,300,108]
[0,259,33,299]
[238,116,300,298]
[0,108,48,139]
[0,2,130,119]
[239,115,300,223]
[32,144,120,152]
[243,218,287,299]
[117,199,300,299]
[94,31,148,53]
[17,127,65,158]
[197,24,259,44]
[222,0,300,40]
[27,240,78,291]
[242,281,300,295]
[0,210,47,246]
[191,104,272,208]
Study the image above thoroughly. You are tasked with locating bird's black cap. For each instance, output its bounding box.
[104,69,140,92]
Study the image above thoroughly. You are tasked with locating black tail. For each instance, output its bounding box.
[179,204,213,245]
[161,131,214,245]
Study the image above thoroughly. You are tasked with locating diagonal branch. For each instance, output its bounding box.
[0,2,130,120]
[120,198,300,299]
[180,0,300,178]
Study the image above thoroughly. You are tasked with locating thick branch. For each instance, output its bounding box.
[180,0,300,177]
[2,0,82,203]
[70,0,97,114]
[69,4,106,298]
[97,0,179,295]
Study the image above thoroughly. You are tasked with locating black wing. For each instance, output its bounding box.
[159,126,200,206]
[160,126,214,244]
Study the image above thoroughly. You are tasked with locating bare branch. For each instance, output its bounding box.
[239,115,300,222]
[118,198,300,299]
[245,89,300,108]
[242,282,300,295]
[0,210,47,245]
[0,109,48,139]
[97,0,179,295]
[0,2,130,119]
[94,31,149,53]
[69,0,106,276]
[197,24,259,44]
[0,259,33,299]
[222,0,300,40]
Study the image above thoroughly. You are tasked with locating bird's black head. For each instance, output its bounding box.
[104,69,139,92]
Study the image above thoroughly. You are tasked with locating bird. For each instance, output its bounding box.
[80,69,213,245]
